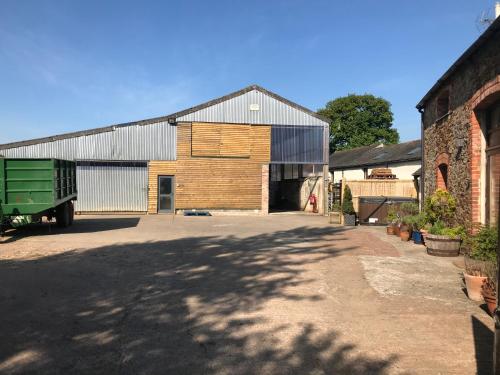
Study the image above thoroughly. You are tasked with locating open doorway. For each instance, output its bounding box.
[269,164,324,214]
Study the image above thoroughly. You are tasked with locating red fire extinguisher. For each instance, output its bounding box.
[309,194,318,213]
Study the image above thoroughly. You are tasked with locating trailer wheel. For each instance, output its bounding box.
[68,201,75,226]
[56,202,70,228]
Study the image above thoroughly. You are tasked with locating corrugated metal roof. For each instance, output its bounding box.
[177,86,329,126]
[329,140,421,170]
[0,85,329,154]
[0,120,176,161]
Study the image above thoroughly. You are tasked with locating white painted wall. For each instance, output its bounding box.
[332,160,421,183]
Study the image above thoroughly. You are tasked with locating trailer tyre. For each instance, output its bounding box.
[56,202,70,228]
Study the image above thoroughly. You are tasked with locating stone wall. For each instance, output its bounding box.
[422,25,500,227]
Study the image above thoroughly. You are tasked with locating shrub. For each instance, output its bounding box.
[386,206,398,224]
[429,220,466,240]
[400,202,419,216]
[424,189,456,226]
[403,212,427,231]
[468,226,498,263]
[342,185,355,215]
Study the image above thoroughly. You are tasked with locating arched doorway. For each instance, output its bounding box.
[470,76,500,225]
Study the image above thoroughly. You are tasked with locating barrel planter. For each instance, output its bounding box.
[386,225,395,235]
[425,234,461,257]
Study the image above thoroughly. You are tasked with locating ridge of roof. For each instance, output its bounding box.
[416,16,500,109]
[329,139,421,169]
[0,84,329,150]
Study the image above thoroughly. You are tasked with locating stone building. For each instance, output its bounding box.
[416,17,500,227]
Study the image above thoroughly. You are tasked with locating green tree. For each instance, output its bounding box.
[318,94,399,152]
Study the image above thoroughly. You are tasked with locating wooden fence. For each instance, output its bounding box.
[342,179,418,212]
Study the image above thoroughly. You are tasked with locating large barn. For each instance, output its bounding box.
[0,85,330,215]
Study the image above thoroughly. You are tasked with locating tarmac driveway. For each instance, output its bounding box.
[0,214,494,374]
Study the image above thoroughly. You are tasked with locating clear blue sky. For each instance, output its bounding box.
[0,0,496,144]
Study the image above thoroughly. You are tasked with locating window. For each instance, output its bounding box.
[437,164,448,190]
[435,153,450,191]
[436,90,450,119]
[191,123,250,158]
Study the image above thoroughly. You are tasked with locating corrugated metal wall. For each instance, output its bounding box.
[177,89,328,126]
[1,121,176,161]
[271,125,326,164]
[75,162,148,212]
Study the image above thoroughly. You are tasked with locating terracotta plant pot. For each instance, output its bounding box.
[463,273,488,301]
[386,225,395,235]
[482,289,497,315]
[425,234,461,257]
[393,225,401,236]
[400,230,411,241]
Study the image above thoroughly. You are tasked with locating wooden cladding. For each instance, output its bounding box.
[148,122,271,213]
[191,122,250,158]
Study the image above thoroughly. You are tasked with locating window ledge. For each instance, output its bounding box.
[435,111,451,124]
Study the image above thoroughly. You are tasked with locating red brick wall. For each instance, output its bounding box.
[469,76,500,225]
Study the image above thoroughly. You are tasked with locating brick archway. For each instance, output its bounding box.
[435,152,450,190]
[469,76,500,224]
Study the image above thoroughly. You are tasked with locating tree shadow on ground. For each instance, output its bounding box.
[0,226,397,374]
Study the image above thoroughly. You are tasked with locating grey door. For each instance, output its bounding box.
[158,176,174,213]
[75,161,148,212]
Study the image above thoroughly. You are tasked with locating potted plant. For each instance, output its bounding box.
[481,278,497,315]
[342,185,356,226]
[423,189,464,257]
[400,215,412,241]
[386,206,397,235]
[409,212,427,245]
[463,226,498,301]
[399,203,419,241]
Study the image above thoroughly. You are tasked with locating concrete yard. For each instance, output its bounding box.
[0,215,494,374]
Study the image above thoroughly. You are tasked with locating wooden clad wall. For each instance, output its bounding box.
[148,122,270,213]
[191,122,251,157]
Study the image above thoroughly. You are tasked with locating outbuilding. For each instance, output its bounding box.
[0,85,330,215]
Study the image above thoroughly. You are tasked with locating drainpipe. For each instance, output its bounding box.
[418,106,425,208]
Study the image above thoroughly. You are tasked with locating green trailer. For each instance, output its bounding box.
[0,158,77,232]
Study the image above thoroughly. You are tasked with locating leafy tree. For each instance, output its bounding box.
[318,94,399,152]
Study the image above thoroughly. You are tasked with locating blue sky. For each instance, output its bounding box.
[0,0,496,144]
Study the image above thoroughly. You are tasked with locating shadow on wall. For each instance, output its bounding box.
[0,226,397,374]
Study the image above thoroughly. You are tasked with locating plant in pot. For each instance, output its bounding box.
[400,215,413,241]
[386,206,398,235]
[424,189,465,257]
[481,277,497,316]
[342,185,356,226]
[399,203,419,241]
[409,212,427,245]
[463,226,498,301]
